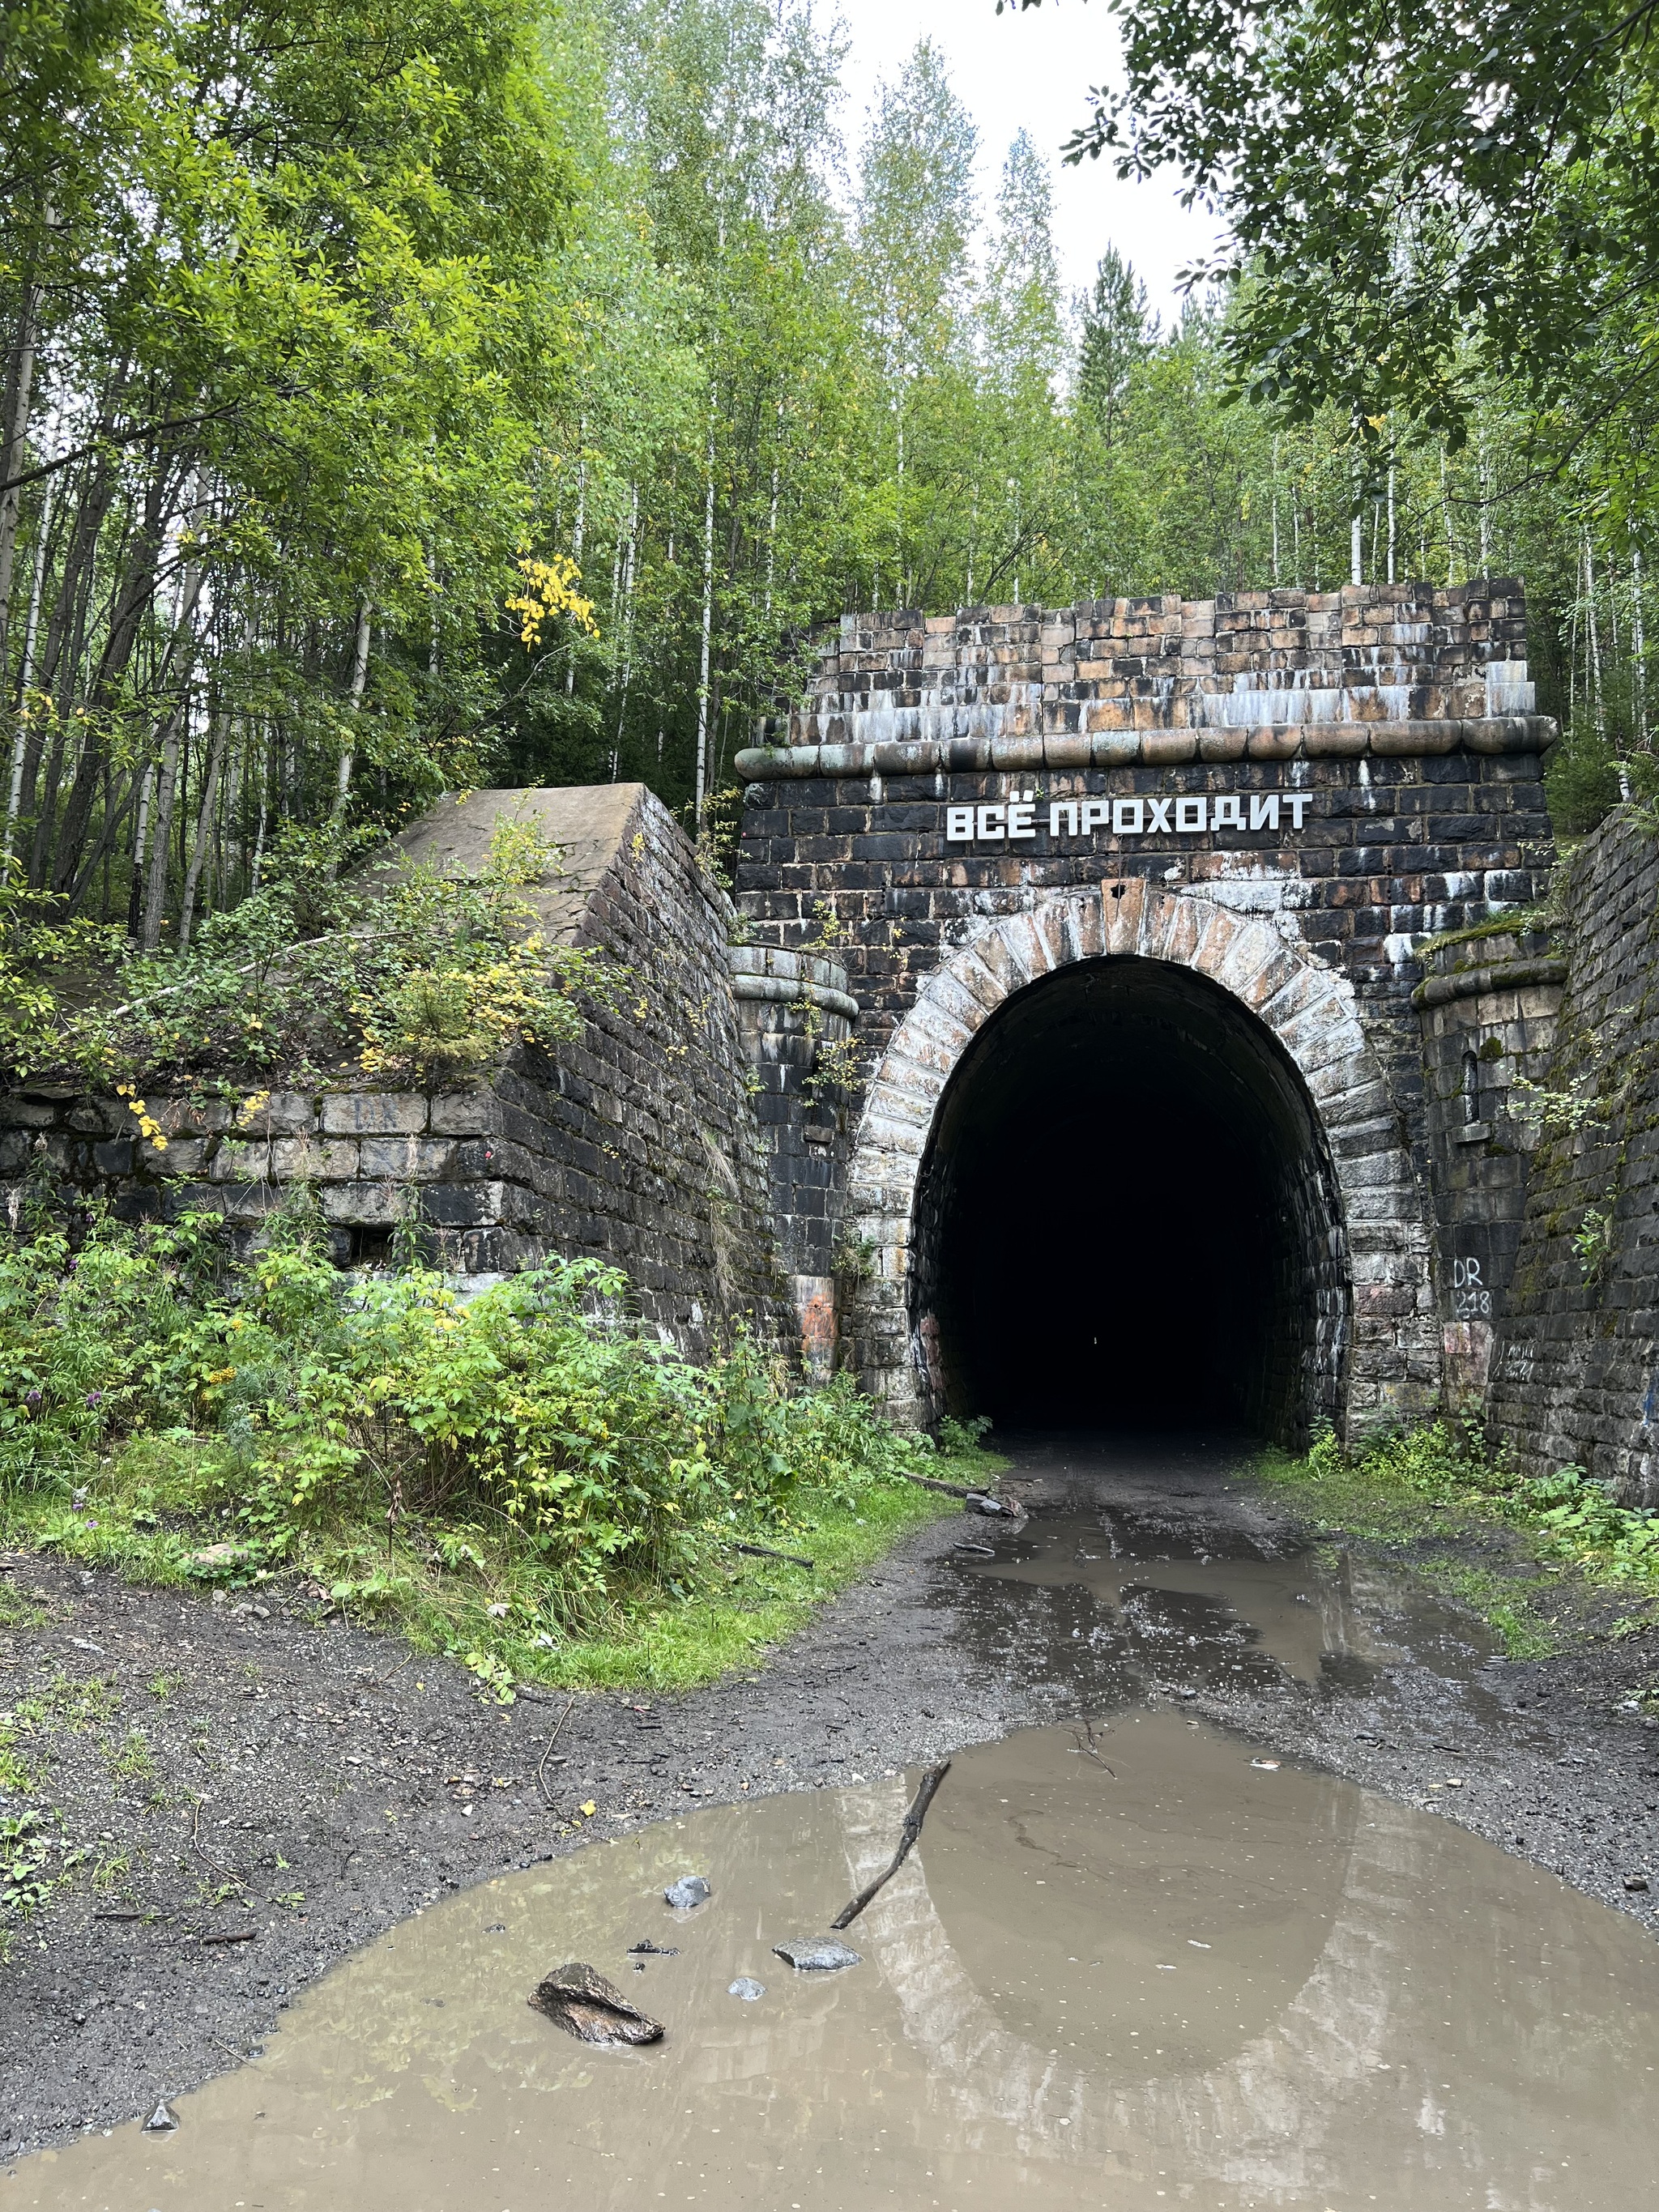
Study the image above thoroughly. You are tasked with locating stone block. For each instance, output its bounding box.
[0,1096,60,1127]
[142,1135,207,1175]
[320,1092,429,1136]
[358,1136,458,1181]
[318,1182,408,1225]
[67,1097,126,1136]
[407,1182,502,1228]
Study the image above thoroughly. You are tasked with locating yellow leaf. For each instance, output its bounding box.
[580,1801,596,1818]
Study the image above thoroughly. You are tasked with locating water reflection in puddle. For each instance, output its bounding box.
[953,1509,1497,1697]
[12,1715,1657,2211]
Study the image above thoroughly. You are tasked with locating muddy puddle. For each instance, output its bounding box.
[11,1712,1659,2212]
[948,1507,1497,1698]
[9,1499,1658,2210]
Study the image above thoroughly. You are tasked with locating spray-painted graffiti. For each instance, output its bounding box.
[1451,1255,1492,1321]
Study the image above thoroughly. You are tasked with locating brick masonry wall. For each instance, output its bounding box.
[0,787,791,1362]
[733,586,1559,1432]
[1415,934,1567,1404]
[761,584,1535,752]
[1488,816,1659,1500]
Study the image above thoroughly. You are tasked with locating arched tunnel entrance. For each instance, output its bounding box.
[911,957,1350,1443]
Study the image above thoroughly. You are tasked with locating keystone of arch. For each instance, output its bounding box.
[847,877,1414,1424]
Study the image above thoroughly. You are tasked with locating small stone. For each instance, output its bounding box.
[727,1977,766,2001]
[143,2102,177,2133]
[771,1938,861,1972]
[1624,1873,1650,1892]
[663,1875,711,1910]
[529,1963,663,2046]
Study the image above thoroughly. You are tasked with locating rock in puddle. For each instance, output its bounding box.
[143,2101,177,2133]
[771,1938,861,1972]
[663,1874,712,1910]
[626,1939,680,1955]
[529,1962,664,2046]
[727,1977,766,2001]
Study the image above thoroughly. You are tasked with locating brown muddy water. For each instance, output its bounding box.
[10,1514,1659,2211]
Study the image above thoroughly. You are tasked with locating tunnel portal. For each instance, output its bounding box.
[911,957,1348,1443]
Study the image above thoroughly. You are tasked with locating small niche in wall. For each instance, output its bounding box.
[348,1225,394,1268]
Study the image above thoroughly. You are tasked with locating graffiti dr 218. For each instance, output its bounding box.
[945,789,1314,846]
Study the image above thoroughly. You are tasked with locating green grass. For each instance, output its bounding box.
[0,1430,992,1698]
[1257,1423,1659,1659]
[1410,1558,1559,1660]
[524,1475,961,1690]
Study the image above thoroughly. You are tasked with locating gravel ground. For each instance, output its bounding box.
[3,1430,1657,2163]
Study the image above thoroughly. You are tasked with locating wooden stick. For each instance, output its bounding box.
[830,1761,951,1930]
[729,1541,816,1569]
[537,1698,578,1810]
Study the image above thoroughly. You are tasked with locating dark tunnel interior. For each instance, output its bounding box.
[912,957,1349,1443]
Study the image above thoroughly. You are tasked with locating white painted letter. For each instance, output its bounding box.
[977,803,1006,841]
[946,806,975,842]
[1212,795,1243,829]
[1112,798,1144,834]
[1249,795,1280,830]
[1081,798,1110,833]
[1049,800,1079,837]
[1008,800,1036,840]
[1175,795,1207,833]
[1145,795,1174,833]
[1286,794,1311,829]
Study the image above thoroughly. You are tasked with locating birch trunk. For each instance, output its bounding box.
[2,468,53,858]
[331,595,373,820]
[0,265,41,670]
[177,702,228,950]
[695,405,715,823]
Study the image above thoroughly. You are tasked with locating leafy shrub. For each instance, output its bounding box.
[1301,1417,1659,1586]
[0,1203,948,1633]
[1,815,626,1095]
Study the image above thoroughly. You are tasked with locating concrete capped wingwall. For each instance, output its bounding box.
[0,785,793,1362]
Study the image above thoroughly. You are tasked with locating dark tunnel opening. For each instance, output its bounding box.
[911,956,1350,1443]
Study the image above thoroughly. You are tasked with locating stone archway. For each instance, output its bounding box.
[846,877,1437,1438]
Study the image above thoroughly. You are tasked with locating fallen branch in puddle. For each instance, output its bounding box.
[1074,1718,1115,1775]
[831,1760,951,1929]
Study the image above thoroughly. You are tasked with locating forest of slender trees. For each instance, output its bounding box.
[0,0,1645,959]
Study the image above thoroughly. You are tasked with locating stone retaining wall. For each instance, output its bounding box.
[1487,815,1659,1501]
[1,786,791,1362]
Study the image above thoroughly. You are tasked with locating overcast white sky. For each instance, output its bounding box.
[829,0,1221,320]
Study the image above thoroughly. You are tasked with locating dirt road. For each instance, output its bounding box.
[4,1432,1657,2163]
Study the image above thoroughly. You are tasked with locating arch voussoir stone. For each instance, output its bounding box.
[848,882,1439,1434]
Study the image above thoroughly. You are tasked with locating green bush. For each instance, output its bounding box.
[1543,716,1625,835]
[0,1203,949,1636]
[0,815,626,1096]
[1301,1417,1659,1586]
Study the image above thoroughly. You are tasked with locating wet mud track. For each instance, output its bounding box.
[5,1430,1659,2183]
